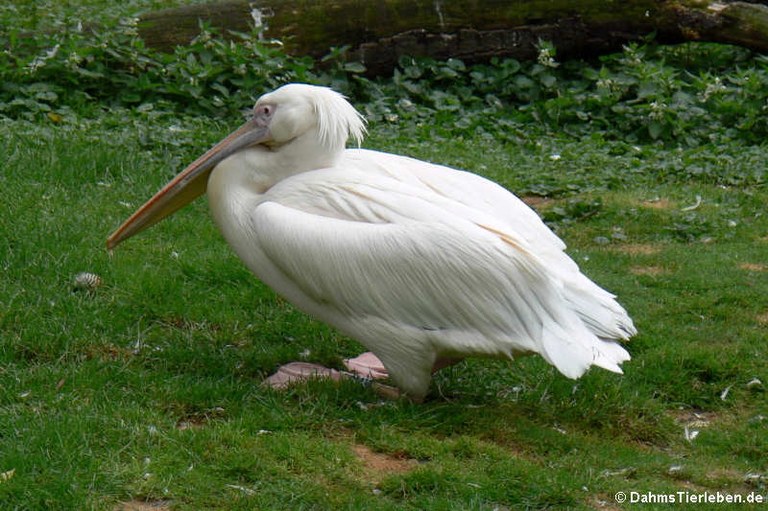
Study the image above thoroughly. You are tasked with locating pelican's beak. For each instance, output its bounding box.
[107,119,270,250]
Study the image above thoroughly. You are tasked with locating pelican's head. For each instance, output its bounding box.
[106,83,366,249]
[257,83,366,152]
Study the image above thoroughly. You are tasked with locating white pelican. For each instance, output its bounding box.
[108,83,635,401]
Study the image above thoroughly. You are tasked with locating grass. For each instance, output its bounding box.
[0,1,766,507]
[1,111,766,510]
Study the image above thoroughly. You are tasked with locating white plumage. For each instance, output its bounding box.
[109,83,635,400]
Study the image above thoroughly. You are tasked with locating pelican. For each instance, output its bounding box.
[108,83,635,401]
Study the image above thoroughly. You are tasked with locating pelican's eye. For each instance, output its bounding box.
[254,103,276,127]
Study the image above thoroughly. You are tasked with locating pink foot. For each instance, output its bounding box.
[263,358,400,399]
[262,362,342,389]
[343,352,389,380]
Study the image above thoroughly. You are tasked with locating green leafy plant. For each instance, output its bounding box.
[2,3,767,510]
[4,10,768,158]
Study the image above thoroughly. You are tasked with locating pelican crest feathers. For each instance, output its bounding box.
[277,83,367,150]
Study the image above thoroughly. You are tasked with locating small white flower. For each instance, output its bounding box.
[67,52,82,66]
[119,17,139,36]
[26,44,60,73]
[537,47,559,68]
[596,78,613,90]
[648,101,667,120]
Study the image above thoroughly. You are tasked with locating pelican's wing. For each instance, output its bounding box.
[253,168,629,390]
[344,149,637,341]
[345,149,566,253]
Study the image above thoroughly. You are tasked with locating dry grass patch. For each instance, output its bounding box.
[114,501,173,511]
[351,443,418,484]
[669,409,718,429]
[630,265,668,276]
[704,468,749,485]
[738,262,766,272]
[640,198,675,210]
[521,196,556,210]
[520,195,557,214]
[613,243,663,256]
[587,495,623,510]
[175,406,227,430]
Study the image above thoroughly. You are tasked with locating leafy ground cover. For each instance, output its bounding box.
[1,1,766,510]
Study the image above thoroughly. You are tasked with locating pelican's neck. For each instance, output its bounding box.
[206,132,344,248]
[270,133,343,179]
[219,132,342,191]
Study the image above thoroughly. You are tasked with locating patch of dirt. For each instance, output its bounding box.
[521,196,555,210]
[176,417,206,431]
[115,501,173,511]
[640,198,675,210]
[668,409,718,428]
[629,265,668,276]
[757,311,768,325]
[613,243,662,256]
[351,443,418,483]
[85,343,133,362]
[175,407,226,430]
[161,316,221,332]
[587,494,623,510]
[705,467,744,483]
[738,262,767,272]
[673,478,708,492]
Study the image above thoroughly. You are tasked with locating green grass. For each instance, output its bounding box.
[0,2,766,506]
[1,112,766,510]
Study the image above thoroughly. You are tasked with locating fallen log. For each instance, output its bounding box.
[136,0,768,74]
